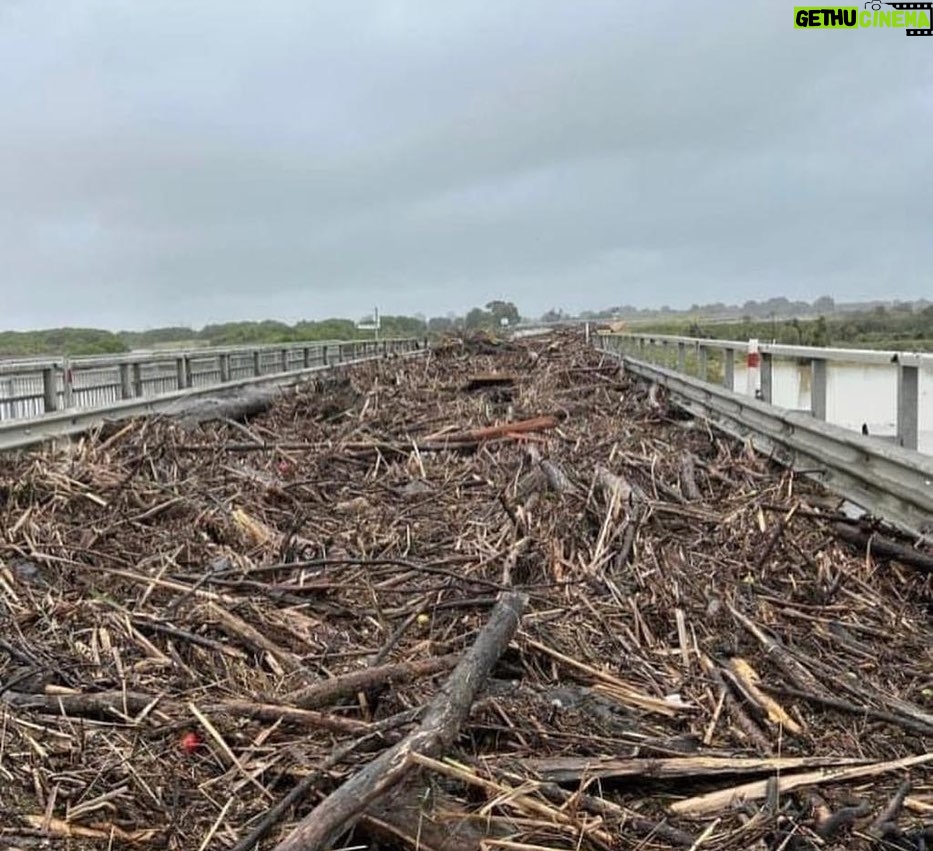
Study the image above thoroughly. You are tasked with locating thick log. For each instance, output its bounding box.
[173,386,280,427]
[270,591,527,851]
[833,523,933,574]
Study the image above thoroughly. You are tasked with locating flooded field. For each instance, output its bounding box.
[732,360,933,455]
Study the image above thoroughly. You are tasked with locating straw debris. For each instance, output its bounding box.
[0,331,930,850]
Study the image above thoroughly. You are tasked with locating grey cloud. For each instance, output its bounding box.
[1,0,931,329]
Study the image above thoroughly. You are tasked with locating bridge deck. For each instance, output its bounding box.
[0,332,929,849]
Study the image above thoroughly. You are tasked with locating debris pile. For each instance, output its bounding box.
[0,332,930,850]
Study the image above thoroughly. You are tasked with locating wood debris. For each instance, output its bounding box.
[0,330,930,850]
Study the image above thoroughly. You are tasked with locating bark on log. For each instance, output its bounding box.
[280,653,460,710]
[270,590,527,851]
[679,452,701,501]
[432,416,558,445]
[833,524,933,574]
[172,386,280,428]
[521,444,574,495]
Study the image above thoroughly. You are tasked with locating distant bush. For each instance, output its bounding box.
[0,328,128,357]
[638,307,933,351]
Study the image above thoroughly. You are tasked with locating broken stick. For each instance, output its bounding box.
[279,653,460,710]
[670,752,933,817]
[269,590,527,851]
[434,416,559,445]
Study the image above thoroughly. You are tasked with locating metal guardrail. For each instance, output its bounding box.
[595,336,933,538]
[0,338,426,452]
[0,338,425,423]
[601,332,930,451]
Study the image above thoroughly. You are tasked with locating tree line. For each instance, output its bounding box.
[652,304,933,351]
[0,301,523,357]
[3,296,931,357]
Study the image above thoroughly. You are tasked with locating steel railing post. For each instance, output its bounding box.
[760,352,773,404]
[896,363,919,450]
[119,363,133,399]
[811,359,827,420]
[176,357,189,390]
[62,358,75,409]
[722,348,735,390]
[42,367,59,412]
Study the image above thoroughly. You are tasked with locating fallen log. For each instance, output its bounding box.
[171,386,281,427]
[507,754,869,784]
[669,752,933,817]
[279,653,460,710]
[833,523,933,574]
[270,590,527,851]
[0,690,395,735]
[759,684,933,736]
[522,444,574,495]
[227,717,418,851]
[429,415,559,445]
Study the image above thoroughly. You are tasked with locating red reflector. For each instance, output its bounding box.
[746,352,761,369]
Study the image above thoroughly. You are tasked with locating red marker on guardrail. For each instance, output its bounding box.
[746,339,760,398]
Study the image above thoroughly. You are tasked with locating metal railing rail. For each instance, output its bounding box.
[594,337,933,538]
[599,332,930,451]
[0,338,426,452]
[0,338,425,423]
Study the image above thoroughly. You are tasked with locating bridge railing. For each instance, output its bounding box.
[595,331,933,536]
[597,332,931,452]
[0,338,424,423]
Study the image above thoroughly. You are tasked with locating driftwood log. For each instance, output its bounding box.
[171,386,281,427]
[833,523,933,574]
[270,590,527,851]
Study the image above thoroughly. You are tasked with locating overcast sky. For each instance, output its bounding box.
[1,1,930,330]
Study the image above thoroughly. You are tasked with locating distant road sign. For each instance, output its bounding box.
[356,307,381,332]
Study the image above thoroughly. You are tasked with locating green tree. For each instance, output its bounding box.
[485,300,520,326]
[464,307,489,329]
[810,316,830,347]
